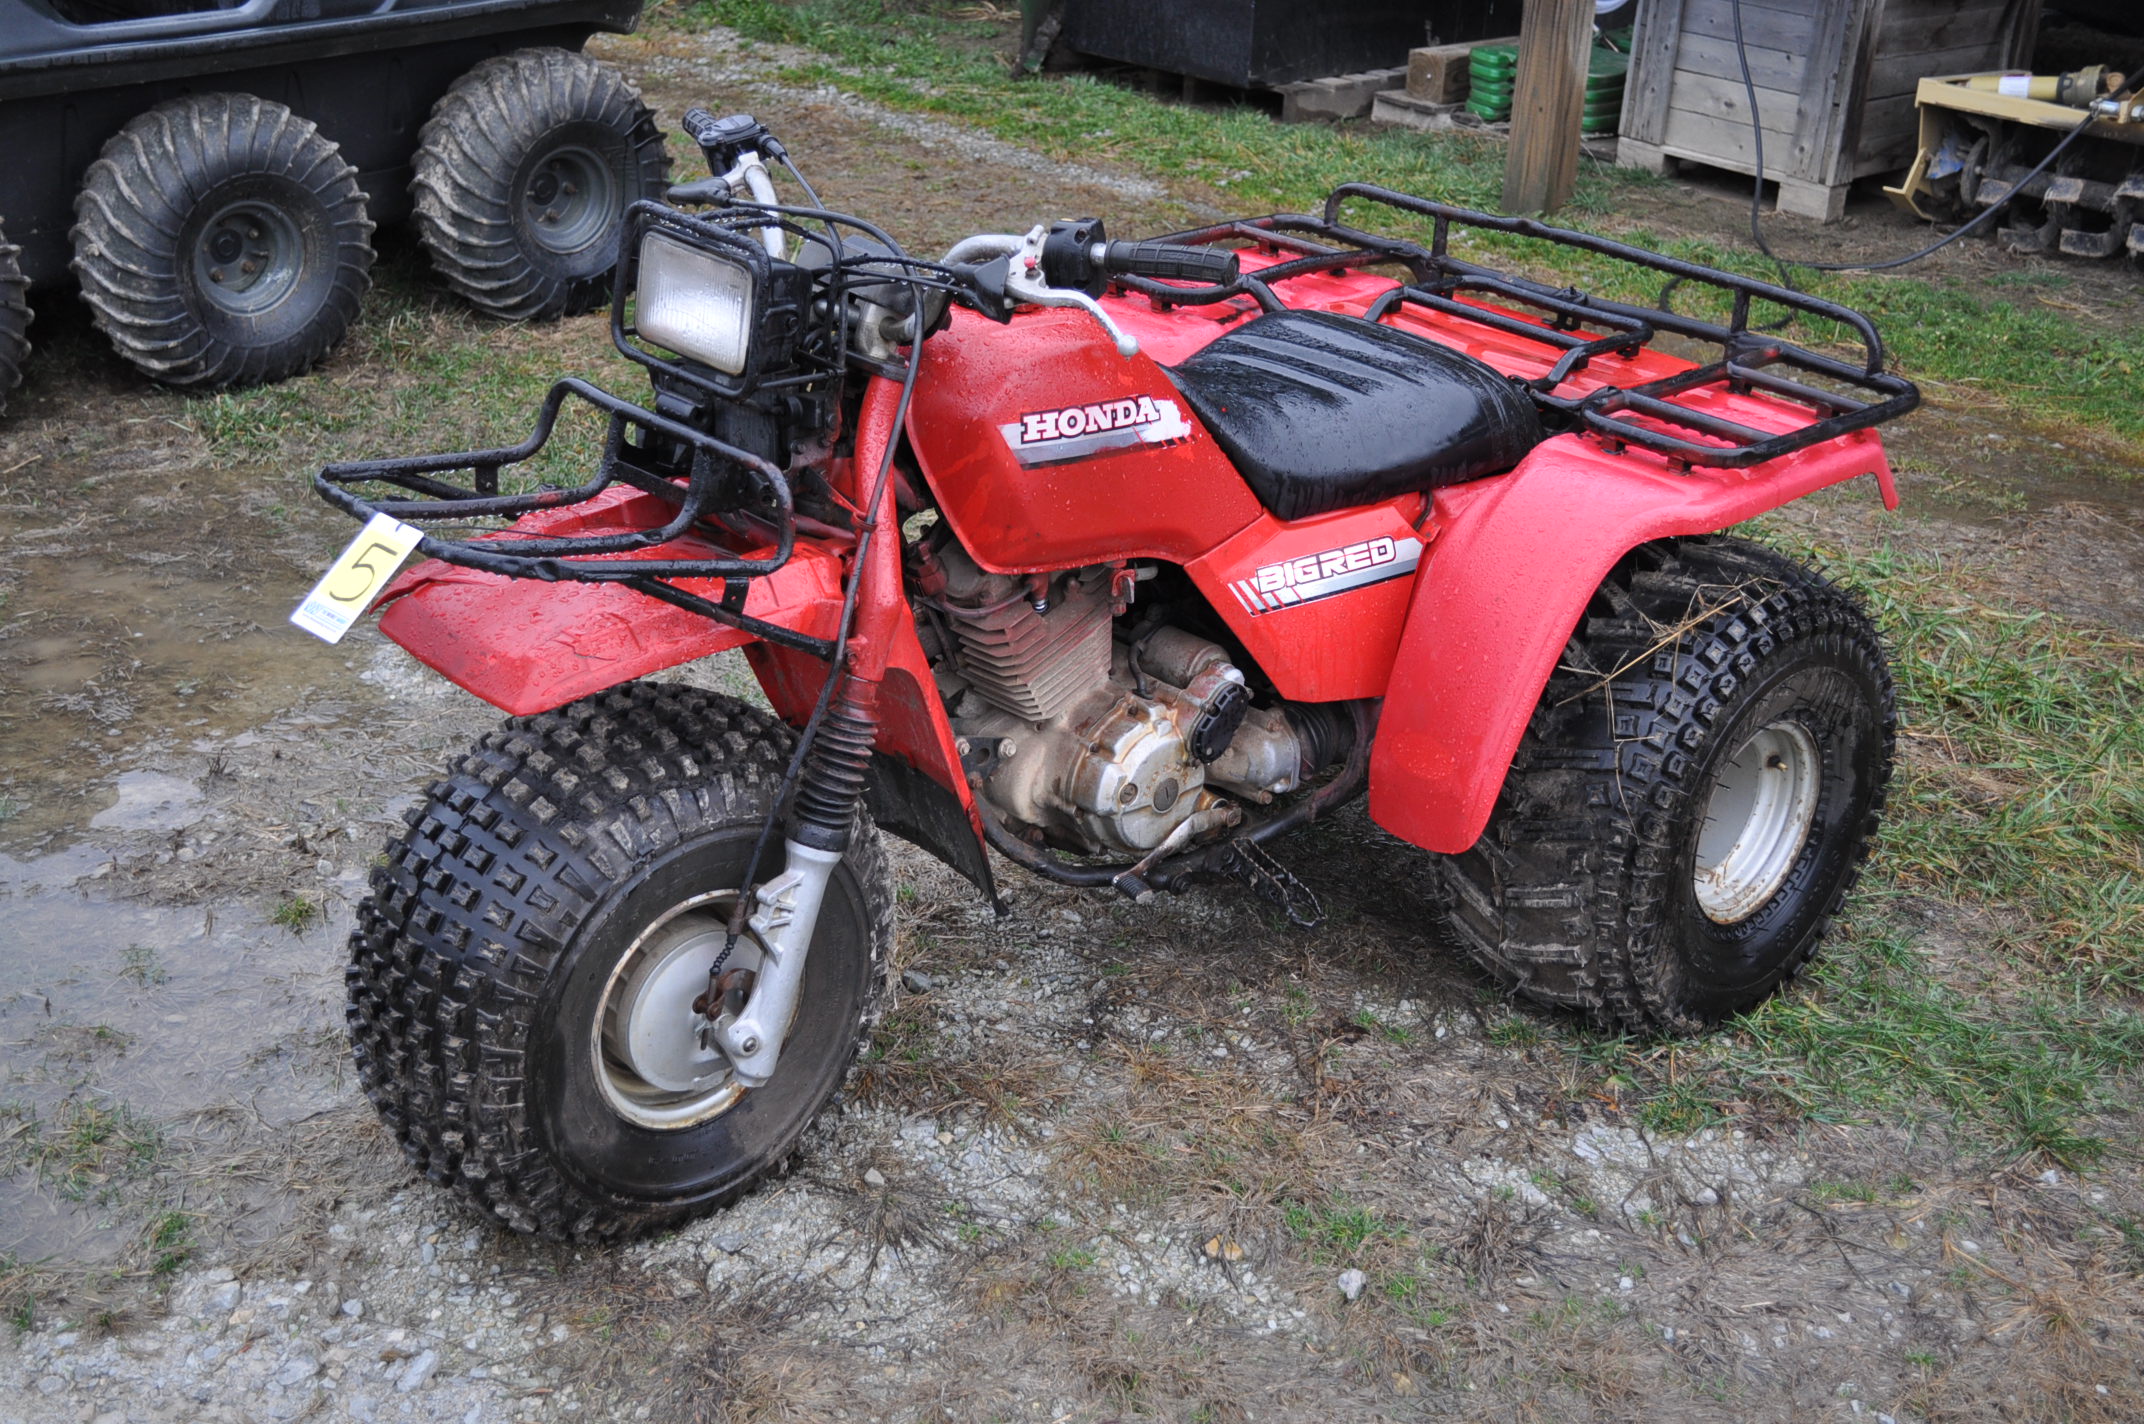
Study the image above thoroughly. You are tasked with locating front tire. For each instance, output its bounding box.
[70,94,373,390]
[411,47,668,321]
[347,684,893,1240]
[1432,537,1895,1035]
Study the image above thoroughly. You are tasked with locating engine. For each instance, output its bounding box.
[923,540,1314,858]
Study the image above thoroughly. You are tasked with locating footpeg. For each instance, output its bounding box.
[1220,840,1323,928]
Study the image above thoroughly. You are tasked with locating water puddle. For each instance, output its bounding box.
[86,771,205,834]
[0,410,490,1270]
[1886,402,2144,521]
[0,841,353,1264]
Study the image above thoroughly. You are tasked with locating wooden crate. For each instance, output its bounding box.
[1616,0,2041,220]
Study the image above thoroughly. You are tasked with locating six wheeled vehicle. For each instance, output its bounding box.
[0,0,667,412]
[305,112,1918,1240]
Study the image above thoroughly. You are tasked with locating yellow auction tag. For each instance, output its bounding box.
[291,511,426,644]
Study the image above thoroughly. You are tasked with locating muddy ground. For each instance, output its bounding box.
[4,22,2144,1424]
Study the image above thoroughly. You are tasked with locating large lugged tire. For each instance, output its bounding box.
[347,683,894,1241]
[1431,536,1895,1035]
[70,94,374,390]
[412,48,669,321]
[0,225,29,416]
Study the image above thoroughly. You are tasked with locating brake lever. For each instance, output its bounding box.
[1002,225,1139,359]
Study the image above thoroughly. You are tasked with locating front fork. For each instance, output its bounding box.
[708,840,845,1086]
[707,378,907,1088]
[709,677,882,1087]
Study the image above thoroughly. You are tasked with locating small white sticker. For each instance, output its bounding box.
[1997,73,2032,97]
[291,511,426,644]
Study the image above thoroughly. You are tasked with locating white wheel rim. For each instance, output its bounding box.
[592,892,758,1130]
[1692,719,1821,924]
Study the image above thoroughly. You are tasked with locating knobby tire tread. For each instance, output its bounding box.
[411,48,668,321]
[1431,536,1896,1036]
[69,93,373,389]
[0,229,29,416]
[345,683,893,1241]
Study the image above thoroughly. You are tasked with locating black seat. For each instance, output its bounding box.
[1167,309,1543,523]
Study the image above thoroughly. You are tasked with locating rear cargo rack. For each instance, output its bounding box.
[1122,183,1918,469]
[312,376,834,658]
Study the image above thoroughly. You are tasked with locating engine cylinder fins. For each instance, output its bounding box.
[934,543,1113,723]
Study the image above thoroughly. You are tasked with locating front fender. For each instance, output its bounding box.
[373,488,847,717]
[1368,430,1897,854]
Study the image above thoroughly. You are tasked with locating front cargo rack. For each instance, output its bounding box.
[312,376,835,658]
[1118,183,1919,468]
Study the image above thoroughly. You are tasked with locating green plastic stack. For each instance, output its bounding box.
[1467,38,1630,135]
[1467,42,1517,122]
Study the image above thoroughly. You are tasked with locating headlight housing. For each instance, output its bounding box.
[611,203,814,398]
[636,229,757,375]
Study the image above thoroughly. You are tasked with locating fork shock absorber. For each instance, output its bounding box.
[712,672,879,1087]
[788,674,879,853]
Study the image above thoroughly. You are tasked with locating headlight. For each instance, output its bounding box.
[635,230,756,375]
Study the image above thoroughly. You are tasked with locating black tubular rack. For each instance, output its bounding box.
[312,376,834,658]
[1116,183,1920,469]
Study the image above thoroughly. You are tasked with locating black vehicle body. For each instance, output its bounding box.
[1058,0,1521,90]
[0,0,644,288]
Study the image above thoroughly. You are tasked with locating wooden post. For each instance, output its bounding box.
[1501,0,1595,216]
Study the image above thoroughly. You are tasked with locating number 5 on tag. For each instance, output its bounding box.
[291,512,426,644]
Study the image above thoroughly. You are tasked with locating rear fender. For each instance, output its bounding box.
[1368,430,1897,854]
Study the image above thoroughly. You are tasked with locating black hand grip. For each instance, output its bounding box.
[665,177,733,205]
[682,107,726,145]
[1101,241,1240,285]
[682,110,766,155]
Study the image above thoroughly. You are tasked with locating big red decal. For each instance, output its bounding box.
[1228,534,1424,615]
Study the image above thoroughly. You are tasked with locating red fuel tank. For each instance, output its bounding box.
[904,306,1264,574]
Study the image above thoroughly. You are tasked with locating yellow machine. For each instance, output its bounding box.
[1886,69,2144,260]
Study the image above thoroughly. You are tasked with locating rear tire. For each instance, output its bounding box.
[346,683,893,1241]
[1430,537,1895,1035]
[70,94,374,390]
[0,225,29,416]
[411,47,669,321]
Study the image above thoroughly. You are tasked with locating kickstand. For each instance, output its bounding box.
[1219,840,1324,929]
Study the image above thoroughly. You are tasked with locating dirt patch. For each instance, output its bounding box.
[1,21,2143,1424]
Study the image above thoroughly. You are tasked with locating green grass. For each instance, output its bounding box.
[1590,537,2144,1165]
[1864,547,2144,979]
[649,0,2144,446]
[6,1099,163,1203]
[145,1211,193,1277]
[117,945,168,988]
[270,895,321,933]
[181,257,616,486]
[1284,1198,1400,1260]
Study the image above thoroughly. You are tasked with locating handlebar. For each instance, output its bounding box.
[1100,241,1240,286]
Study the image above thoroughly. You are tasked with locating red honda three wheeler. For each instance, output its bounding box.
[306,111,1917,1239]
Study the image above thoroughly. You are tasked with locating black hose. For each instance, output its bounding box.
[717,230,930,959]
